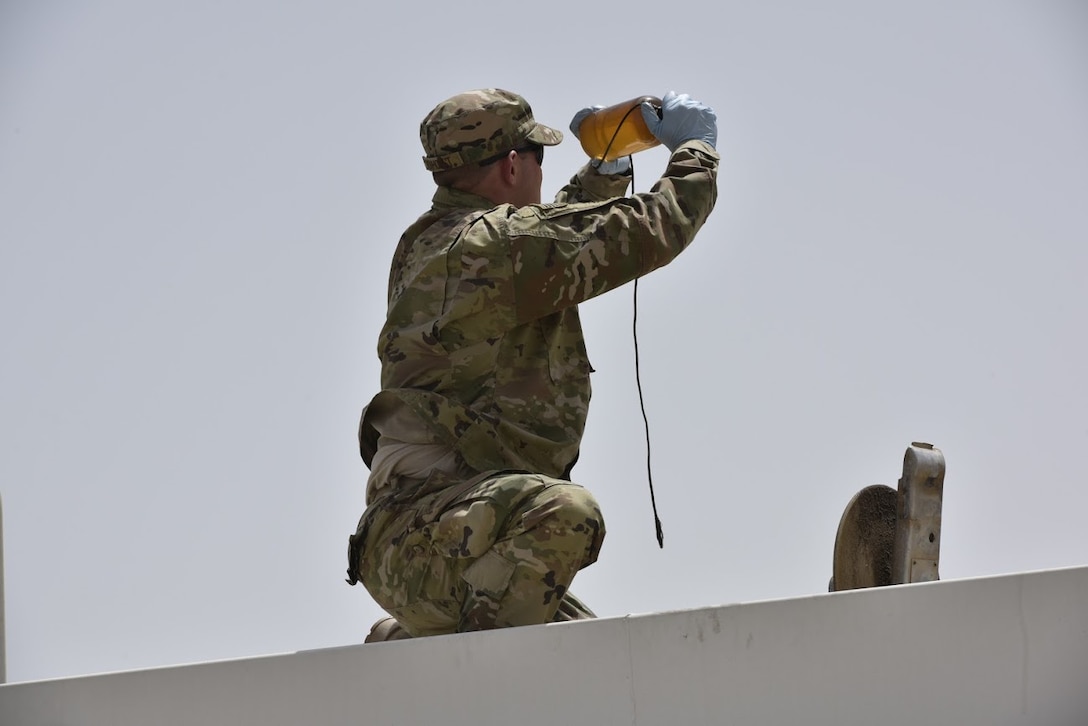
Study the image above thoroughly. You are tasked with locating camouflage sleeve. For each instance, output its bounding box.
[436,140,718,344]
[552,162,633,204]
[509,140,718,324]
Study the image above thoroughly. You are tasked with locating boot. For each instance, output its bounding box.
[552,592,597,622]
[365,616,413,643]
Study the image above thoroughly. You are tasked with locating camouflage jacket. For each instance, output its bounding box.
[360,140,719,489]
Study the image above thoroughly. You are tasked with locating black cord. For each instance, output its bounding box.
[594,104,643,166]
[633,275,664,548]
[598,105,665,549]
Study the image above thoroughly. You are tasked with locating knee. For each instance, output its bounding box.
[537,484,606,564]
[560,485,605,533]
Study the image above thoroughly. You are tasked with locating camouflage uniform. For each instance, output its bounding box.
[347,89,719,637]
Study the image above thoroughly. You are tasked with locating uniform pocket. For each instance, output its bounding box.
[460,550,516,602]
[506,200,613,243]
[428,498,501,559]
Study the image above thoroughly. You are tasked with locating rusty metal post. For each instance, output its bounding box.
[891,443,945,585]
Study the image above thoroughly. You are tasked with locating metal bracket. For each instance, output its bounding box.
[891,442,944,585]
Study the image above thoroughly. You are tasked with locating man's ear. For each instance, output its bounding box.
[498,150,519,186]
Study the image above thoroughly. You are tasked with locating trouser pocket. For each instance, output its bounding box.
[458,550,517,631]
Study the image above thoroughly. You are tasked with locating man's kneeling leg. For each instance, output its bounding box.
[457,476,605,631]
[358,473,604,637]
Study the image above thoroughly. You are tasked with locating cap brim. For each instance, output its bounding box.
[527,122,563,147]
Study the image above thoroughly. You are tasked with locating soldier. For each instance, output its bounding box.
[347,88,719,641]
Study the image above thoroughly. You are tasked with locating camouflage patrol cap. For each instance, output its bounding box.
[420,89,563,172]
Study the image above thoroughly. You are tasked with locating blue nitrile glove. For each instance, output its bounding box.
[640,91,717,151]
[569,105,633,175]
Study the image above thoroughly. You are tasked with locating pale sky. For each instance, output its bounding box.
[1,1,1085,683]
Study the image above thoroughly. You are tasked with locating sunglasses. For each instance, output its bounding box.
[518,144,544,166]
[479,143,544,167]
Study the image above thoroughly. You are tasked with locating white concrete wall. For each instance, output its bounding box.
[2,566,1086,726]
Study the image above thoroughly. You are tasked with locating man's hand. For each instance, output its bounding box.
[641,91,717,151]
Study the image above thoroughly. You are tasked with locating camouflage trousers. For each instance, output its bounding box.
[348,471,605,637]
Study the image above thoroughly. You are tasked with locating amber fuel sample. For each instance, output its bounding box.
[577,96,662,161]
